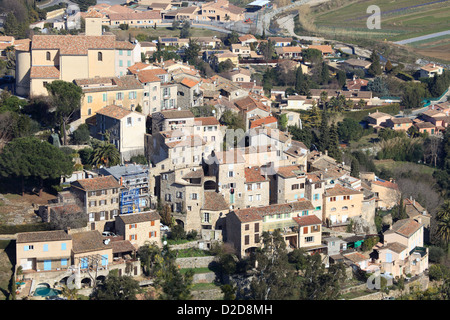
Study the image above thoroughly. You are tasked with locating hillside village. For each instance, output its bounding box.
[0,0,449,302]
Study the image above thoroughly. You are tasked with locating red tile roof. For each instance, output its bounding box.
[194,116,219,126]
[30,66,60,79]
[371,179,399,190]
[202,191,229,211]
[233,199,315,223]
[71,175,120,192]
[249,116,278,129]
[245,166,267,183]
[293,214,322,226]
[96,105,133,119]
[324,184,363,197]
[31,34,117,55]
[180,77,200,88]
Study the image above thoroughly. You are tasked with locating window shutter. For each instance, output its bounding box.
[149,232,152,238]
[303,227,308,234]
[97,190,101,196]
[129,235,132,241]
[95,212,100,221]
[129,224,132,229]
[151,221,155,226]
[135,234,137,240]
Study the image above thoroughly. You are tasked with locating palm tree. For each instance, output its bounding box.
[91,142,121,168]
[61,285,79,300]
[436,201,450,250]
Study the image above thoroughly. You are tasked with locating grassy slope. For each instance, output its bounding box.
[311,0,450,41]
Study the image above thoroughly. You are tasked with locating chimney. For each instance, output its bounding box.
[65,227,71,235]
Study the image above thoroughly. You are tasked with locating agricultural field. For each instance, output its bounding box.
[309,0,450,42]
[405,35,450,63]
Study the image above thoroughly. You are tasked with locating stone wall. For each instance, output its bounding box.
[175,256,216,269]
[191,288,223,300]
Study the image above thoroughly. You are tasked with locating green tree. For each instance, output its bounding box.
[3,13,19,37]
[184,38,201,65]
[436,201,450,250]
[45,80,83,145]
[171,19,180,30]
[180,20,191,38]
[337,118,363,142]
[385,60,393,73]
[319,61,329,85]
[368,51,382,76]
[278,113,288,131]
[302,48,322,65]
[0,137,74,196]
[71,123,90,145]
[247,230,297,300]
[336,70,346,88]
[318,108,329,152]
[328,122,341,162]
[91,141,121,167]
[351,157,360,178]
[295,66,309,96]
[92,273,140,300]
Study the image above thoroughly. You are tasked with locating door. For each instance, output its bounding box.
[44,260,52,271]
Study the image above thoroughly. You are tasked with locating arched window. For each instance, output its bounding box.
[98,52,103,61]
[342,206,348,211]
[46,51,51,61]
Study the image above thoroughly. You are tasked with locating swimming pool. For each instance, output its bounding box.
[33,284,62,297]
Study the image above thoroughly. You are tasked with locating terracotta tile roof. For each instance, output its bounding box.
[0,36,14,42]
[421,63,442,72]
[379,242,407,254]
[249,116,277,129]
[238,34,257,42]
[276,165,304,178]
[293,214,322,226]
[308,44,333,54]
[245,166,267,183]
[114,40,134,50]
[194,116,219,126]
[71,175,120,192]
[85,9,104,18]
[118,211,161,224]
[371,179,399,190]
[233,199,315,223]
[324,184,363,197]
[31,34,117,55]
[182,169,204,179]
[111,240,137,254]
[72,230,112,254]
[75,75,143,93]
[137,69,163,83]
[268,37,293,43]
[343,252,369,263]
[234,95,270,113]
[30,66,60,79]
[108,11,162,21]
[253,127,290,143]
[388,218,423,238]
[96,105,133,119]
[367,111,391,119]
[49,203,83,215]
[414,121,435,129]
[202,191,229,211]
[128,62,153,74]
[17,230,72,243]
[180,77,200,88]
[276,46,303,53]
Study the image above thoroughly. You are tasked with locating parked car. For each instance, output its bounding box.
[102,231,116,237]
[160,224,170,231]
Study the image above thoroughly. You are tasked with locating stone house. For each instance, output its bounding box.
[322,184,364,227]
[225,199,318,258]
[244,166,270,208]
[70,176,121,232]
[176,77,203,109]
[115,210,162,249]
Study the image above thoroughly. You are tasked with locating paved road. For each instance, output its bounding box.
[393,30,450,45]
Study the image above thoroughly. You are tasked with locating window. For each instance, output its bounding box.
[342,206,348,211]
[116,92,123,100]
[248,195,253,202]
[255,223,259,232]
[162,174,168,180]
[100,211,106,220]
[127,50,131,56]
[203,212,210,223]
[254,234,260,243]
[98,52,103,61]
[103,93,107,102]
[127,117,132,126]
[343,195,350,200]
[89,200,96,207]
[24,245,34,251]
[330,197,337,202]
[46,51,51,61]
[191,193,198,200]
[43,244,49,252]
[314,194,320,200]
[165,194,171,201]
[119,60,123,67]
[127,60,131,67]
[129,223,137,229]
[176,191,183,198]
[292,184,299,190]
[89,213,94,222]
[305,236,314,243]
[119,50,123,56]
[61,243,67,251]
[87,96,93,103]
[88,108,92,115]
[256,194,261,201]
[61,259,68,266]
[244,235,249,245]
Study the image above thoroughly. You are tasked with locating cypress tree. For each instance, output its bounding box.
[318,108,329,152]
